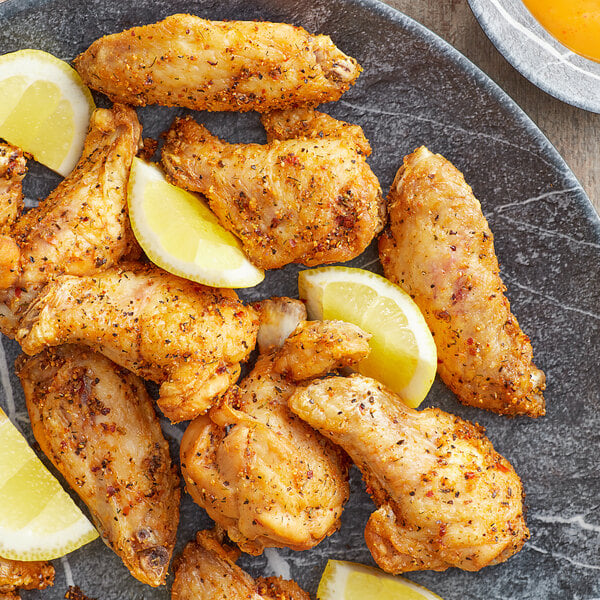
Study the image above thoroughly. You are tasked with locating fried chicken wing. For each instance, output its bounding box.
[0,143,27,234]
[379,147,545,417]
[16,346,180,586]
[0,557,54,599]
[15,263,258,422]
[180,307,366,554]
[74,15,360,113]
[162,115,384,269]
[171,529,310,600]
[261,107,372,156]
[0,105,141,338]
[289,374,529,573]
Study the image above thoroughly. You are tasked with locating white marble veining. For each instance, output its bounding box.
[264,548,292,579]
[526,543,600,571]
[339,100,556,167]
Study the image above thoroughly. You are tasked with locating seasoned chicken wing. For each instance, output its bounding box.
[261,107,372,156]
[162,114,384,269]
[16,346,180,586]
[0,105,141,338]
[0,557,54,599]
[74,15,360,113]
[379,147,545,417]
[171,529,310,600]
[289,374,529,573]
[16,263,258,422]
[180,305,366,554]
[0,143,27,234]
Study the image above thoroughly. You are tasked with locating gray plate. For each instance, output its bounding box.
[468,0,600,113]
[1,0,599,598]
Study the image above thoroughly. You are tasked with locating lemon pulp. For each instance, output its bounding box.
[299,267,436,407]
[0,49,95,176]
[128,158,264,288]
[0,408,98,561]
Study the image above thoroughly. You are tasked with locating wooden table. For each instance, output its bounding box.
[385,0,600,215]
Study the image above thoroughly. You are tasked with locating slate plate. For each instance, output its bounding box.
[1,0,599,599]
[468,0,600,113]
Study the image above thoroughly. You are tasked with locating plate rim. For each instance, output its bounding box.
[467,0,600,115]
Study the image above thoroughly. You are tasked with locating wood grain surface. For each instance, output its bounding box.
[384,0,600,214]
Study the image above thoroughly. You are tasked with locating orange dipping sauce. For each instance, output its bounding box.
[522,0,600,63]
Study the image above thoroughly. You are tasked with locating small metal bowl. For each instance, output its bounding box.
[468,0,600,113]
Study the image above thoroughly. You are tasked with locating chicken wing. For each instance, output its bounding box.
[162,114,384,269]
[171,529,310,600]
[261,107,372,156]
[15,263,258,422]
[74,15,360,113]
[289,374,529,573]
[180,303,366,554]
[379,147,545,417]
[0,105,141,338]
[16,346,180,587]
[0,143,27,234]
[0,557,54,599]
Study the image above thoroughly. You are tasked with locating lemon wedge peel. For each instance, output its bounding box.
[128,158,264,289]
[317,559,444,600]
[0,49,95,177]
[298,266,437,408]
[0,408,98,561]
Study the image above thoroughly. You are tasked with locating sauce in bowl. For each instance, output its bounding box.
[522,0,600,62]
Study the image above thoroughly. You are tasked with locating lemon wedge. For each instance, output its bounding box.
[0,49,95,177]
[298,267,436,408]
[128,158,264,288]
[317,560,444,600]
[0,408,98,561]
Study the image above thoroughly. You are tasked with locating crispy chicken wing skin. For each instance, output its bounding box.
[0,557,54,598]
[171,530,310,600]
[0,104,141,291]
[162,115,384,269]
[16,346,180,586]
[0,144,27,234]
[15,263,258,422]
[289,374,529,573]
[0,105,141,338]
[74,15,360,113]
[261,107,372,156]
[379,147,545,417]
[180,317,365,554]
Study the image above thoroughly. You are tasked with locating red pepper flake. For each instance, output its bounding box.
[426,490,434,497]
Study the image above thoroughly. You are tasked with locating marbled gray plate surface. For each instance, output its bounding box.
[1,0,599,598]
[468,0,600,113]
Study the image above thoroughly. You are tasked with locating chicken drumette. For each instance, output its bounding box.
[180,298,368,554]
[74,15,360,113]
[289,374,529,573]
[161,109,384,269]
[15,263,258,422]
[0,104,141,337]
[379,146,545,417]
[17,346,180,586]
[171,529,309,600]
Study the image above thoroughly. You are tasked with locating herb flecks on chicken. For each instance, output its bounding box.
[172,529,310,600]
[289,374,529,573]
[17,346,180,586]
[180,299,366,554]
[74,15,360,113]
[0,104,141,338]
[379,146,545,417]
[162,109,384,269]
[15,263,259,422]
